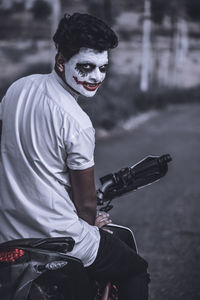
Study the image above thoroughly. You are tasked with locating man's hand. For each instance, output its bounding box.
[95,212,112,228]
[69,166,97,225]
[95,212,113,234]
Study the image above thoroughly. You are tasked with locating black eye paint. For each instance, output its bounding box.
[99,64,108,73]
[75,63,95,77]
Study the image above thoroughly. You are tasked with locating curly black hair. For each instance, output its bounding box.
[53,13,118,61]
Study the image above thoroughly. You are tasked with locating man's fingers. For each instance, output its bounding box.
[100,218,112,225]
[96,213,109,221]
[96,212,109,217]
[95,213,112,228]
[96,216,110,223]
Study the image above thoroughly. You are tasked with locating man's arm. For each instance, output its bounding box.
[69,166,97,225]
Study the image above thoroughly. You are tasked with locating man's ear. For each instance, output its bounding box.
[55,52,66,73]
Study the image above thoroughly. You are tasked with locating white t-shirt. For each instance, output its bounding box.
[0,70,100,266]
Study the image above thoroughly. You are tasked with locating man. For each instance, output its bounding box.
[0,13,149,299]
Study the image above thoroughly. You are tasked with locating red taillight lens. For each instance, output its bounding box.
[0,248,25,263]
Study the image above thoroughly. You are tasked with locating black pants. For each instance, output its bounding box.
[86,229,149,300]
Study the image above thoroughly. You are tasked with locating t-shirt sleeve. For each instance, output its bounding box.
[66,126,95,170]
[0,96,6,120]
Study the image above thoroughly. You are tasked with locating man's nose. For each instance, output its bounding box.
[89,68,102,83]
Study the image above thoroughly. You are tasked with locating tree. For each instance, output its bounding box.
[32,0,52,20]
[150,0,189,87]
[185,0,200,22]
[85,0,120,25]
[151,0,169,24]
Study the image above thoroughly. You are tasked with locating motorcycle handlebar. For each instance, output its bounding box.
[97,154,172,206]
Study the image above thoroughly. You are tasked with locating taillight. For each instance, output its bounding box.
[0,248,25,263]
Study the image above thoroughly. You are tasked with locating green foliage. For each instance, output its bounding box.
[80,73,200,130]
[119,0,143,12]
[86,0,120,25]
[12,2,25,12]
[21,63,52,77]
[185,0,200,21]
[1,70,200,131]
[151,0,200,24]
[151,0,170,24]
[134,86,200,111]
[32,0,52,20]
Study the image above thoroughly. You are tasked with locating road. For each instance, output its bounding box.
[95,104,200,300]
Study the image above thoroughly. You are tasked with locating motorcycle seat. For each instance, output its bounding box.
[0,237,75,253]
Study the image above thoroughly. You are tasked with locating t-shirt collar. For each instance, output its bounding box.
[51,69,79,101]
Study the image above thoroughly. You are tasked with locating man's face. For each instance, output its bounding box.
[64,48,108,97]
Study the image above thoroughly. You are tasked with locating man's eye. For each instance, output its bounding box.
[82,64,93,71]
[99,65,108,73]
[76,63,95,73]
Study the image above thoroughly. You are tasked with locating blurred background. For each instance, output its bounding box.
[0,0,200,128]
[0,1,200,299]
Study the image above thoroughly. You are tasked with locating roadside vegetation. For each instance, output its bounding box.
[0,60,200,131]
[80,73,200,129]
[0,0,200,131]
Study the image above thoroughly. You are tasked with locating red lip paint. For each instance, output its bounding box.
[73,76,101,91]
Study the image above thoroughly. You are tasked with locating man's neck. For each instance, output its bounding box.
[54,68,80,101]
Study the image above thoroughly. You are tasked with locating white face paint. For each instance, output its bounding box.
[64,48,108,97]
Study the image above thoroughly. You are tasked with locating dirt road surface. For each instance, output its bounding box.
[95,104,200,300]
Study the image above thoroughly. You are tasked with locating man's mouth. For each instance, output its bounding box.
[73,77,101,91]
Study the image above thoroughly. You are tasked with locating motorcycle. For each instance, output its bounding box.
[0,154,172,300]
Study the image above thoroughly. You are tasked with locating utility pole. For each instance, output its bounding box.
[140,0,151,92]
